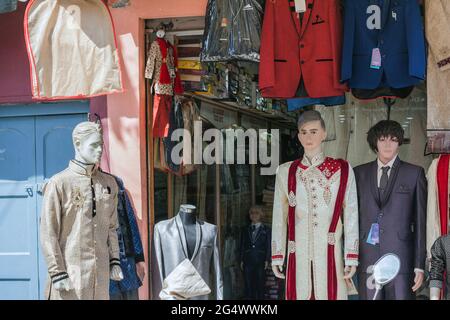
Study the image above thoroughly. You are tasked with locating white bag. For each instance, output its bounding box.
[159,259,211,300]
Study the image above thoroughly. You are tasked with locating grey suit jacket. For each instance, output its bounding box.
[354,157,427,275]
[153,215,223,300]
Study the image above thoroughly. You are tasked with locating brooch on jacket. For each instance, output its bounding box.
[71,187,85,208]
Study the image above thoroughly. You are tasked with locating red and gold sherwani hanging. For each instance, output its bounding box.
[272,153,359,300]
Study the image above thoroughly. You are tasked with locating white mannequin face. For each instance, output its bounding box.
[156,29,166,38]
[74,132,103,165]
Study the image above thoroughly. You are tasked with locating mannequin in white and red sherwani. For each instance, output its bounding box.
[427,154,450,300]
[271,110,359,300]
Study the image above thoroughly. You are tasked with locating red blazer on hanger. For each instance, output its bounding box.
[259,0,348,98]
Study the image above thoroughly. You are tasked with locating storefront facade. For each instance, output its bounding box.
[0,0,443,301]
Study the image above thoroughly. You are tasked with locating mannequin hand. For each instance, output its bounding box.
[240,262,244,271]
[430,287,441,300]
[343,265,357,280]
[136,262,146,282]
[110,265,124,281]
[272,265,285,279]
[54,278,74,291]
[412,270,424,292]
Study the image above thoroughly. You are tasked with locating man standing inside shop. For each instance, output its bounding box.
[354,120,427,300]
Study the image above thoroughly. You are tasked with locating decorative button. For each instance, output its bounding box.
[301,60,305,64]
[94,224,97,228]
[300,44,305,48]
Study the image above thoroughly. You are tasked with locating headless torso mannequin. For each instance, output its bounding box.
[53,123,123,292]
[179,204,197,259]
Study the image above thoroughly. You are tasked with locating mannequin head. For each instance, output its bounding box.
[156,22,173,39]
[367,120,404,164]
[72,122,103,165]
[249,206,264,224]
[297,110,327,157]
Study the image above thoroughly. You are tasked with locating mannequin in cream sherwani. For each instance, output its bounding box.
[40,122,123,300]
[272,111,359,300]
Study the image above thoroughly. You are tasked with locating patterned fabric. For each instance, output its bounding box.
[425,0,450,135]
[108,175,144,296]
[271,153,359,300]
[145,40,174,95]
[40,161,120,300]
[429,234,450,299]
[145,39,183,96]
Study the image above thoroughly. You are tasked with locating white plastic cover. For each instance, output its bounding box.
[25,0,123,100]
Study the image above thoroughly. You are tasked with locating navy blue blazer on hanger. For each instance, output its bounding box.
[341,0,426,89]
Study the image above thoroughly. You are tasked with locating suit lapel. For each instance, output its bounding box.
[288,0,302,38]
[369,160,381,208]
[300,0,315,38]
[380,157,401,207]
[175,215,189,259]
[191,221,202,261]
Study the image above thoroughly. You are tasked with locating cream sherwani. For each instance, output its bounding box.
[40,161,120,300]
[272,153,359,300]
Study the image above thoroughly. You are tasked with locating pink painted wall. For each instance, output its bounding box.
[107,0,207,299]
[0,3,32,103]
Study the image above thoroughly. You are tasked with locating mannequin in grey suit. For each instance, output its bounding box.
[354,120,427,300]
[153,204,223,300]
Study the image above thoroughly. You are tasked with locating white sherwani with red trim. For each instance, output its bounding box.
[272,153,359,300]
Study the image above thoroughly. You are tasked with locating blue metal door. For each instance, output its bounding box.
[0,102,89,300]
[0,117,38,300]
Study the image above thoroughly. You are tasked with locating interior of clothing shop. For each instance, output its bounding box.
[144,4,432,299]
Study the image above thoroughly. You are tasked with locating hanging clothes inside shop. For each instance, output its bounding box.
[426,155,450,258]
[163,98,201,175]
[145,34,183,138]
[24,0,123,100]
[341,0,426,99]
[424,0,450,152]
[319,87,431,170]
[201,0,265,62]
[259,0,347,99]
[0,0,18,13]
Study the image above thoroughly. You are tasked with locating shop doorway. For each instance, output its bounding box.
[0,102,89,299]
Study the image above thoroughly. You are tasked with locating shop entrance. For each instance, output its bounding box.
[0,102,89,299]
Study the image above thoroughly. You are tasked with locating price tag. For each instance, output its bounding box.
[370,48,382,69]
